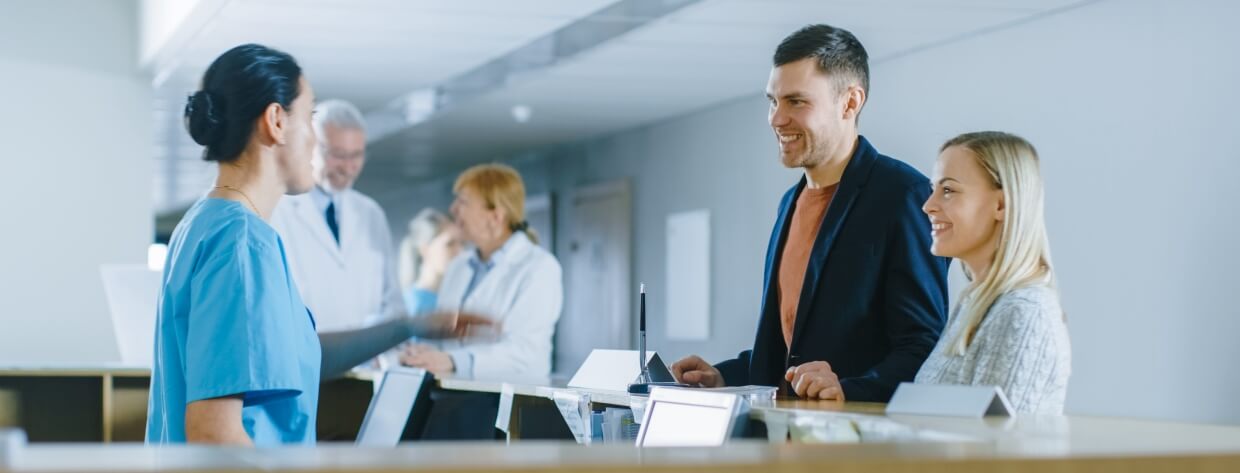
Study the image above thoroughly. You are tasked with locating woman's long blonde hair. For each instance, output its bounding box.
[398,208,451,289]
[454,163,539,245]
[943,131,1058,356]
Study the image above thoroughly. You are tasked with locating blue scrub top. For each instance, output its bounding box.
[147,198,321,446]
[403,287,438,318]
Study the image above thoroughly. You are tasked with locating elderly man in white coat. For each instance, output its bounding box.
[270,99,405,338]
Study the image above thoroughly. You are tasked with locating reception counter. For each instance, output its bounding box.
[4,369,1240,472]
[4,422,1240,473]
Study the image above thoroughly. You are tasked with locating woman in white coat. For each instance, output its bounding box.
[400,163,563,380]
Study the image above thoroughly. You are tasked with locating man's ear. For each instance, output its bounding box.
[842,84,866,121]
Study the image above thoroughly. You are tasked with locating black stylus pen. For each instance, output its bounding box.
[638,283,651,383]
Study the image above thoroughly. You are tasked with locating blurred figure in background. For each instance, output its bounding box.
[402,163,562,440]
[401,163,561,379]
[270,99,406,333]
[398,208,465,317]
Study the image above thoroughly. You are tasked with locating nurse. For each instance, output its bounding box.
[146,43,488,446]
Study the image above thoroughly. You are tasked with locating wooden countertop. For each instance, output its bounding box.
[0,365,150,377]
[753,403,1240,456]
[4,438,1240,473]
[6,373,1239,472]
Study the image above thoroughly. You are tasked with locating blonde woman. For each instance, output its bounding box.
[916,131,1071,414]
[400,163,563,380]
[397,208,464,316]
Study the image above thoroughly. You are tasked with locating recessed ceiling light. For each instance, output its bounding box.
[511,104,532,123]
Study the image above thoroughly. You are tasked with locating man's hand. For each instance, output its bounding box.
[784,361,844,400]
[410,311,496,339]
[670,355,725,388]
[399,344,455,377]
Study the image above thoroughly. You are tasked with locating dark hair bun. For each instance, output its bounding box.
[185,44,302,162]
[185,90,225,147]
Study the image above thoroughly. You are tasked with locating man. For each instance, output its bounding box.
[671,24,949,402]
[270,99,405,334]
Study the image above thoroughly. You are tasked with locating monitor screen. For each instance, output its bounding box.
[639,400,732,447]
[356,368,427,447]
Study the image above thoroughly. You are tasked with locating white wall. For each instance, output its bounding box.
[0,1,153,363]
[365,0,1239,424]
[526,99,799,371]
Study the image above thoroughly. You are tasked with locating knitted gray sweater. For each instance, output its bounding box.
[915,285,1071,414]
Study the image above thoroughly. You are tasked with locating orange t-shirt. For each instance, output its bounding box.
[778,184,838,349]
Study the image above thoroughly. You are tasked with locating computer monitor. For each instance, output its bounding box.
[636,387,744,447]
[99,264,161,367]
[356,367,431,447]
[568,350,676,392]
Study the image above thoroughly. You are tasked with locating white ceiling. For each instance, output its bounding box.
[162,0,620,110]
[152,0,1089,213]
[151,0,620,213]
[362,0,1087,179]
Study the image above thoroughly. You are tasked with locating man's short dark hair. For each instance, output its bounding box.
[774,24,870,95]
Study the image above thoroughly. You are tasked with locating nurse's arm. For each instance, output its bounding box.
[319,311,494,380]
[185,396,254,446]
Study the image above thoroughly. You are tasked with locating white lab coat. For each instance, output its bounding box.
[269,189,406,333]
[435,233,563,379]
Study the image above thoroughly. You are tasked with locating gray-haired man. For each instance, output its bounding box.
[270,99,406,335]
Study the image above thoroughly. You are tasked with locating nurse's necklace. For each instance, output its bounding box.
[214,185,260,215]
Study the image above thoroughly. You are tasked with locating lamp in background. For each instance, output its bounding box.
[511,104,532,123]
[148,243,168,272]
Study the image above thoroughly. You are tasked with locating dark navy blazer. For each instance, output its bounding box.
[715,136,950,402]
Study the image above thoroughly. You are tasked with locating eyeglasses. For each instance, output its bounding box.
[321,146,364,161]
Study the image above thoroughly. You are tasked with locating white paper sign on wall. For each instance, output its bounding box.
[665,209,710,341]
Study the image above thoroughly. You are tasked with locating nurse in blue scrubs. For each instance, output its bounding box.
[146,44,490,447]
